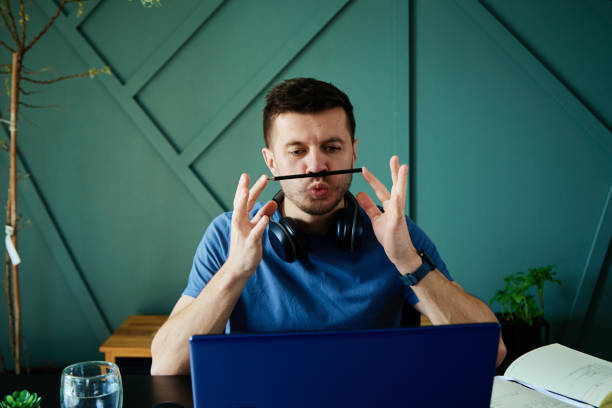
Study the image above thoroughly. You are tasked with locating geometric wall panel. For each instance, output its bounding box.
[137,0,338,152]
[80,0,203,83]
[2,0,610,368]
[416,0,612,359]
[483,0,612,129]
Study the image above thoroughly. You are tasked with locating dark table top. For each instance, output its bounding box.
[0,374,193,408]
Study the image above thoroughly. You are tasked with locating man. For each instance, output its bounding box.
[151,78,506,375]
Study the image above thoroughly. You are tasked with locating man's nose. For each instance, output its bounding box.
[304,150,328,174]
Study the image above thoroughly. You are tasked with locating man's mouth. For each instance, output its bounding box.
[309,183,329,198]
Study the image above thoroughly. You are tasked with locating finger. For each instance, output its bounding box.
[362,166,391,203]
[232,174,250,225]
[247,175,269,212]
[251,200,278,225]
[396,164,408,210]
[249,215,270,242]
[356,192,382,221]
[388,193,404,222]
[390,156,399,186]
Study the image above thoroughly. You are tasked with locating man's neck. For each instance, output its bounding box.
[280,200,344,235]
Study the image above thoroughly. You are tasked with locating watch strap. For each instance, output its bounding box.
[399,251,437,287]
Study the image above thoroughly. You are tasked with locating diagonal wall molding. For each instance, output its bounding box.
[35,0,225,219]
[565,183,612,345]
[179,0,351,166]
[123,0,224,97]
[0,138,111,343]
[456,0,612,158]
[29,0,357,338]
[455,0,612,347]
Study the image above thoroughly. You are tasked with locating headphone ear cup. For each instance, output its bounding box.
[268,217,306,263]
[282,218,307,260]
[334,192,363,252]
[334,208,352,251]
[351,209,363,252]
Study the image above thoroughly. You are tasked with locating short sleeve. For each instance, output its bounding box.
[402,217,453,306]
[183,213,232,298]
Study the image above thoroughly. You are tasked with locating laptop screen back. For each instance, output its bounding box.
[189,323,500,407]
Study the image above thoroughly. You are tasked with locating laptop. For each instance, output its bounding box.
[189,323,500,407]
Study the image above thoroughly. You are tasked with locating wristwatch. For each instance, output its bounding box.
[399,250,437,287]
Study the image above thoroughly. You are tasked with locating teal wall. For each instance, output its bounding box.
[0,0,609,369]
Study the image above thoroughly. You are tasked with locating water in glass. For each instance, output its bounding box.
[60,361,123,408]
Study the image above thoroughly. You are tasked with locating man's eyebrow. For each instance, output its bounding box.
[284,137,346,147]
[323,137,345,144]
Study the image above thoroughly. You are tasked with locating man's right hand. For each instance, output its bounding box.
[225,173,278,279]
[151,174,276,375]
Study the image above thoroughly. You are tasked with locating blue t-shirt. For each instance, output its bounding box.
[184,202,452,333]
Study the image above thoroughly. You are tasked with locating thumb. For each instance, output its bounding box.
[356,192,381,221]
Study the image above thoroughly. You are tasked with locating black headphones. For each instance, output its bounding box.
[267,190,364,263]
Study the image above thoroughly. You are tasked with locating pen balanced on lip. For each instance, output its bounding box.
[268,168,363,181]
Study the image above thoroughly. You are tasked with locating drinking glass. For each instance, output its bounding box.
[60,361,123,408]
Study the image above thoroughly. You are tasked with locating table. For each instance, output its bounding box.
[99,315,168,363]
[99,314,433,367]
[0,374,193,408]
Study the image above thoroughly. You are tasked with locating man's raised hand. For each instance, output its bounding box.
[356,156,421,275]
[226,173,277,279]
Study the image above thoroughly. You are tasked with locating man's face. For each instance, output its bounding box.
[262,107,358,216]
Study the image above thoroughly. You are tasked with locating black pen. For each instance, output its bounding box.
[268,168,363,181]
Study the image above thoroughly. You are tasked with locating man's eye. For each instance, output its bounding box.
[325,146,341,152]
[290,150,304,155]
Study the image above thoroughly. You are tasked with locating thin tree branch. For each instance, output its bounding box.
[3,0,21,48]
[16,110,38,128]
[19,101,66,111]
[22,71,89,84]
[0,5,19,46]
[24,0,68,53]
[22,65,59,77]
[19,87,43,96]
[19,0,25,48]
[0,39,15,53]
[21,65,110,84]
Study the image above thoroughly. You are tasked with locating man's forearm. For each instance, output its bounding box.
[411,269,507,366]
[411,270,492,324]
[150,265,249,375]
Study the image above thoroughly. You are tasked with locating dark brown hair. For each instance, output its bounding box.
[263,78,355,147]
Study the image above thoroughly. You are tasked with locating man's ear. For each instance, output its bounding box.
[262,147,278,176]
[352,139,359,165]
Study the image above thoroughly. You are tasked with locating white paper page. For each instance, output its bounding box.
[496,376,594,408]
[505,343,612,406]
[491,377,579,408]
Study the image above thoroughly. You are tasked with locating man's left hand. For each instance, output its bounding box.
[356,156,422,275]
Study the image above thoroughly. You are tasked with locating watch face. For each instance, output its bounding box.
[419,251,437,270]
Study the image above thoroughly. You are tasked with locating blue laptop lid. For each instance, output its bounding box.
[189,323,500,408]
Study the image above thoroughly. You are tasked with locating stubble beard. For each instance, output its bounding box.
[281,174,352,216]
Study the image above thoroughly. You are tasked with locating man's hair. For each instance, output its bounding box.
[263,78,355,147]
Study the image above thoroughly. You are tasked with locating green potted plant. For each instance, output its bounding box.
[1,390,41,408]
[490,265,561,370]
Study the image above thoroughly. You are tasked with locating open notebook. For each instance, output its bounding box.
[491,343,612,408]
